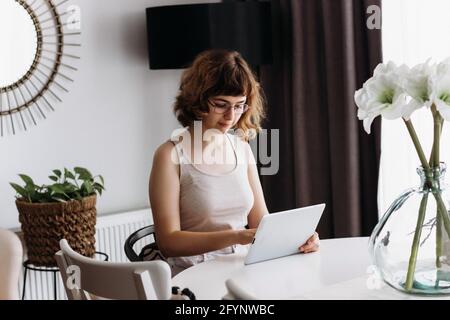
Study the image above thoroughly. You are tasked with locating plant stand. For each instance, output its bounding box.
[21,251,109,300]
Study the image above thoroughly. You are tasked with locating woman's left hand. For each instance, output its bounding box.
[299,232,320,253]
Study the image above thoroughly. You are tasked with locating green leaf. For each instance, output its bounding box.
[74,191,82,201]
[75,167,93,180]
[49,175,58,182]
[98,175,105,187]
[53,170,62,178]
[49,184,69,197]
[64,168,75,180]
[24,184,36,195]
[79,182,87,196]
[86,182,93,195]
[93,182,105,190]
[19,174,34,186]
[62,181,77,192]
[10,183,28,199]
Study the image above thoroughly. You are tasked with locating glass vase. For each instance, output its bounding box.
[370,162,450,295]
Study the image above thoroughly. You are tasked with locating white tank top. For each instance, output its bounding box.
[166,132,254,277]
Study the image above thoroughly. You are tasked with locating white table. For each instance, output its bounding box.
[173,237,373,299]
[172,237,450,300]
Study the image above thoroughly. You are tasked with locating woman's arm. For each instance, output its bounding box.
[245,143,270,229]
[149,142,254,258]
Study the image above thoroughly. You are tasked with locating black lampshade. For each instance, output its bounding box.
[146,2,272,70]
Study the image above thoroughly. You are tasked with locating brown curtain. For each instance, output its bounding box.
[259,0,382,238]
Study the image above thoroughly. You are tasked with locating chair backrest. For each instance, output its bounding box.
[124,225,165,262]
[55,239,172,300]
[0,229,23,300]
[122,226,197,300]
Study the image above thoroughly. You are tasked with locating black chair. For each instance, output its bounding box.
[124,225,166,262]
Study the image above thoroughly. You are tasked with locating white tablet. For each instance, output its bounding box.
[244,203,325,265]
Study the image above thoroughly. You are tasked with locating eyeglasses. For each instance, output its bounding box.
[209,100,249,115]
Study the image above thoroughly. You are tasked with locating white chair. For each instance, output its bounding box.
[0,229,23,300]
[55,239,172,300]
[224,278,258,300]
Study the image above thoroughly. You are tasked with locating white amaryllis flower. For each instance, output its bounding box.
[373,61,404,76]
[430,58,450,121]
[355,62,408,134]
[402,60,435,120]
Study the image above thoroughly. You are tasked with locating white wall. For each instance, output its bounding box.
[0,0,219,229]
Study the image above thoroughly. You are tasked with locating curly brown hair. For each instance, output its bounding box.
[173,49,265,140]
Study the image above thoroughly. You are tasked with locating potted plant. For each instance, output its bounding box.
[10,167,105,267]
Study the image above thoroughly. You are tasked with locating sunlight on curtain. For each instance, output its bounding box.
[379,0,450,217]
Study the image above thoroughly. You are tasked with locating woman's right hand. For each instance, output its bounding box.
[236,228,257,245]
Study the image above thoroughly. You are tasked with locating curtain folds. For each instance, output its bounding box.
[259,0,382,238]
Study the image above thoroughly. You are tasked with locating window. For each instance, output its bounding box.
[379,0,450,216]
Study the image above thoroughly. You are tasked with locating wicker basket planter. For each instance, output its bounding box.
[16,195,97,267]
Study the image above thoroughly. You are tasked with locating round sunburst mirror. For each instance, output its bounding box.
[0,1,38,88]
[0,0,80,136]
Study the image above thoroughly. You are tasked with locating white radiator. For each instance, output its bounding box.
[19,208,153,300]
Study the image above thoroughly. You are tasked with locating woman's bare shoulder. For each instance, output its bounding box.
[153,141,178,167]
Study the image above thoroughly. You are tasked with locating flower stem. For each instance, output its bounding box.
[403,118,450,290]
[405,192,429,291]
[436,208,443,268]
[436,192,450,238]
[431,105,443,269]
[403,120,450,238]
[403,120,431,171]
[431,105,442,168]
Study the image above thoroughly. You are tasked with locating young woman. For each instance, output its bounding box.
[149,49,319,276]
